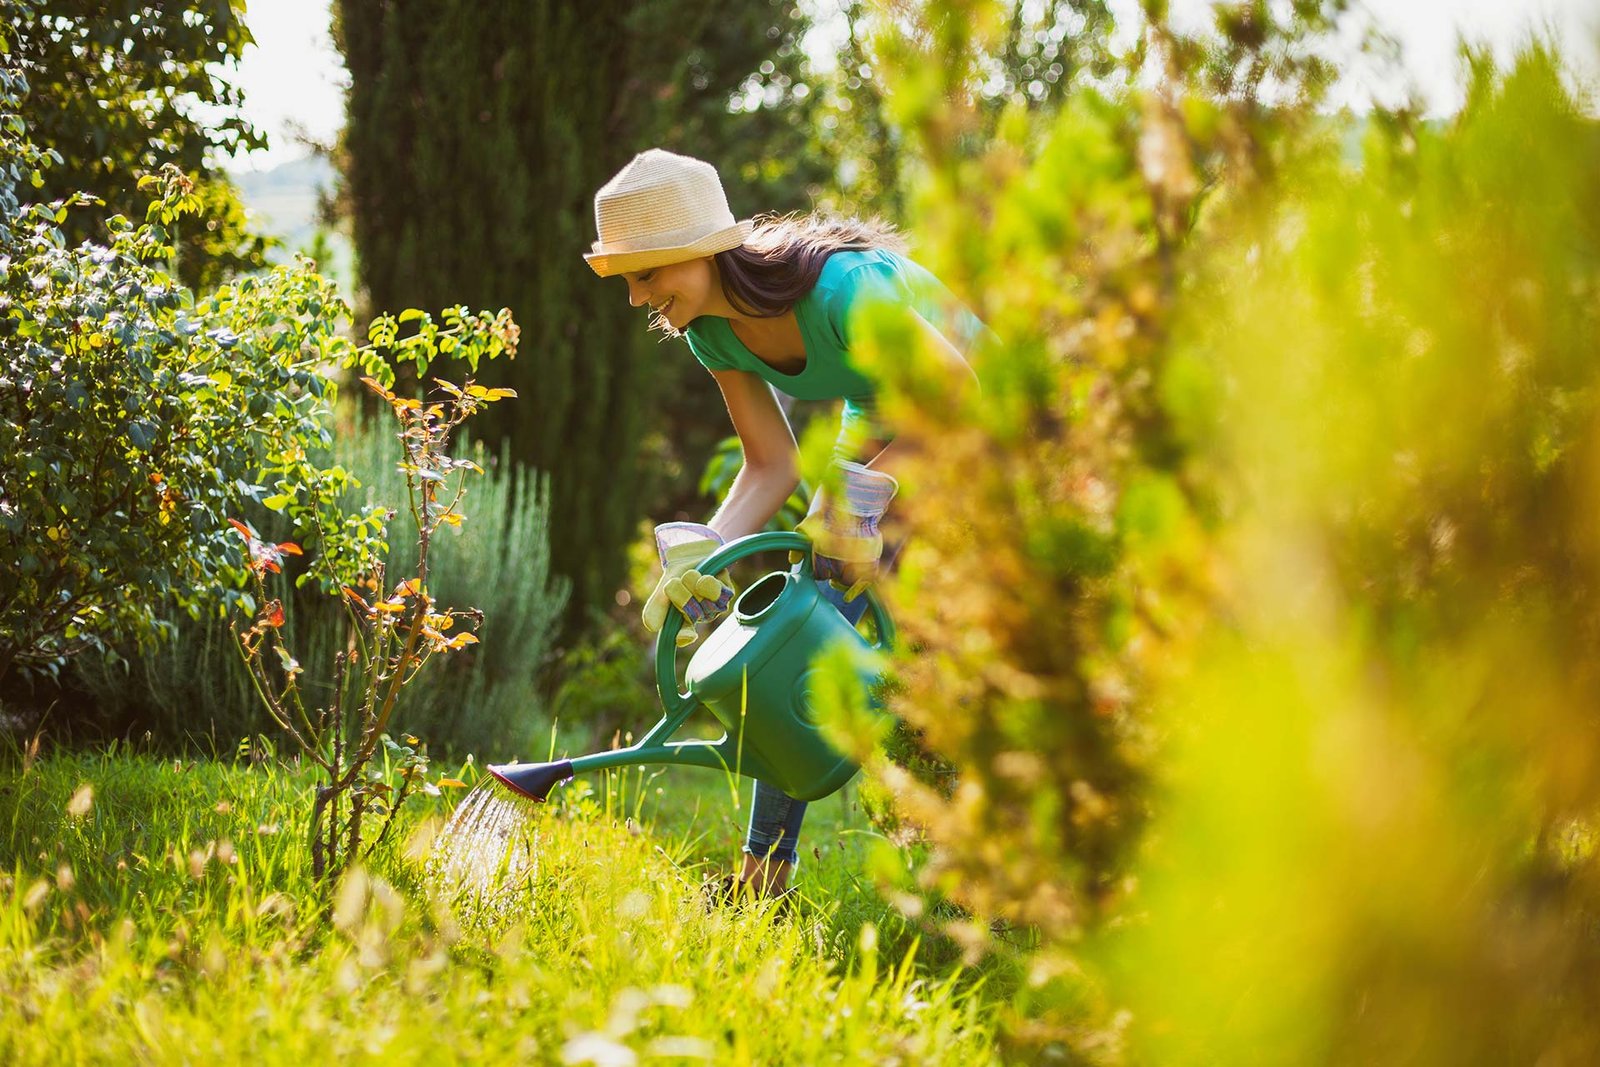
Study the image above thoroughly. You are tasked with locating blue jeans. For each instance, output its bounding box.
[743,575,875,868]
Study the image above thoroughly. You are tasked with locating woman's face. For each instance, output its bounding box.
[621,257,716,332]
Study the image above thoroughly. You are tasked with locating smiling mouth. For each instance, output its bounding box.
[652,297,675,318]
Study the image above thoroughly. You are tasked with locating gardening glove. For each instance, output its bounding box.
[789,460,899,603]
[643,522,734,648]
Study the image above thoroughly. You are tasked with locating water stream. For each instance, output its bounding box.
[425,780,540,927]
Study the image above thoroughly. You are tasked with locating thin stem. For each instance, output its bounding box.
[363,776,412,860]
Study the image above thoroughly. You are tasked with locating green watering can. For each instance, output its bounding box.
[487,531,895,804]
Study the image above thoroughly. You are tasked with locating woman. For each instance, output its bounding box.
[585,148,981,905]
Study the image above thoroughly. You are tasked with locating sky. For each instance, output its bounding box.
[226,0,1600,172]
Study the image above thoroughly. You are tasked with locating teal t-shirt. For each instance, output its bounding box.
[683,248,984,455]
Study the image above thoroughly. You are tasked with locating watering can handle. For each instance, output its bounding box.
[654,530,895,718]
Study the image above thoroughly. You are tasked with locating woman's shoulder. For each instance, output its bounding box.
[814,247,949,312]
[816,246,905,289]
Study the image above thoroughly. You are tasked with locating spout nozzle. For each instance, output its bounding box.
[486,759,575,802]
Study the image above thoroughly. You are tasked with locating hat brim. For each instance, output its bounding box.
[584,220,754,278]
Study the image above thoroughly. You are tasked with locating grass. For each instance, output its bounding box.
[0,740,1008,1064]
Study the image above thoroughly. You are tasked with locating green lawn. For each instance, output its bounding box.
[0,744,1007,1064]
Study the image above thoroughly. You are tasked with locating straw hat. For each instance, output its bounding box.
[585,149,753,277]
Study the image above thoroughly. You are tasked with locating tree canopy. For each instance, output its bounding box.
[7,0,270,290]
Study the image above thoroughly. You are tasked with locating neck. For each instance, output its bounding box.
[700,258,766,327]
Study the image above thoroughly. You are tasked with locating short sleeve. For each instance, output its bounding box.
[824,258,907,350]
[831,254,994,362]
[684,326,738,372]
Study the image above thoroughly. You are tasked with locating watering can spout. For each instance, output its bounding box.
[486,760,574,802]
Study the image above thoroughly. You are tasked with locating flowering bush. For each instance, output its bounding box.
[0,64,517,693]
[0,61,347,684]
[231,372,520,885]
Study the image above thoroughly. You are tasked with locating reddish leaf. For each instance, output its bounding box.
[262,600,285,628]
[342,586,372,611]
[275,542,303,556]
[228,518,254,540]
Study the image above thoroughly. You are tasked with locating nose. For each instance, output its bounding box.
[625,278,649,308]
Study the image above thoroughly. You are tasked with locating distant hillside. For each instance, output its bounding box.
[230,155,352,293]
[232,155,334,244]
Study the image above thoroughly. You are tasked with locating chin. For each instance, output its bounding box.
[665,300,698,329]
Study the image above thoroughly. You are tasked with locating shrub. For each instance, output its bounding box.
[1104,49,1600,1063]
[844,5,1600,1063]
[333,409,567,756]
[229,370,519,887]
[0,130,348,689]
[0,56,553,764]
[72,409,567,758]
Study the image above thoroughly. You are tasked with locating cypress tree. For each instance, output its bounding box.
[333,0,821,638]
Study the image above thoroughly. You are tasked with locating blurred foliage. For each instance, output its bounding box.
[823,0,1600,1062]
[809,0,1124,219]
[1108,46,1600,1065]
[3,0,272,290]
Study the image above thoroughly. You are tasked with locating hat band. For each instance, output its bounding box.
[584,219,753,276]
[594,216,738,254]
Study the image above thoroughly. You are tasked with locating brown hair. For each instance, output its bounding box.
[716,212,905,318]
[645,212,904,337]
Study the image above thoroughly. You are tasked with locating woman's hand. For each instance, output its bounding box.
[790,461,899,602]
[643,523,734,647]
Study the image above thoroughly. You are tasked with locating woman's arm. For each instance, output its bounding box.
[705,368,802,542]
